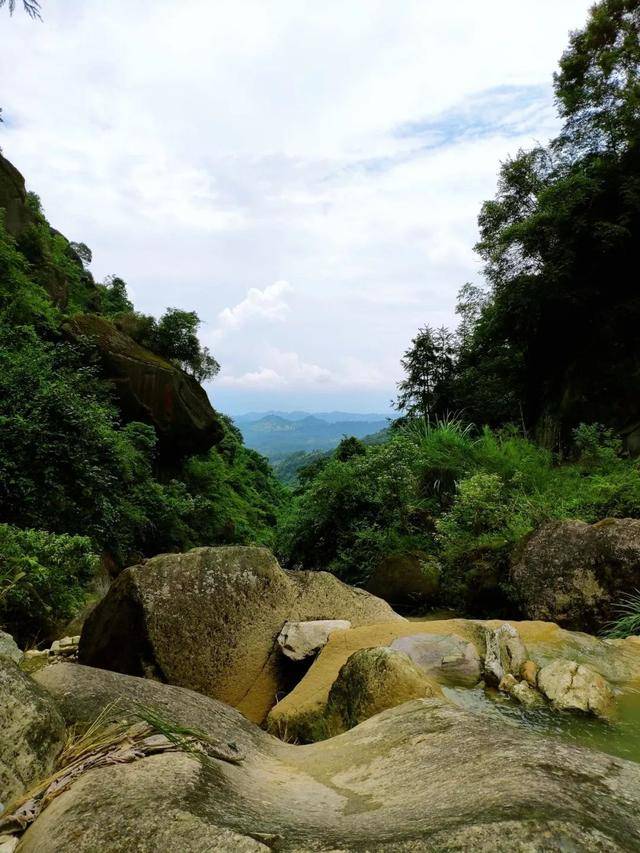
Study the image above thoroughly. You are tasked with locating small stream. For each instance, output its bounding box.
[442,683,640,765]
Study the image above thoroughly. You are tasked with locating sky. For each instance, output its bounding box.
[0,0,594,414]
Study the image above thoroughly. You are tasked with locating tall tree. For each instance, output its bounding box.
[395,325,455,420]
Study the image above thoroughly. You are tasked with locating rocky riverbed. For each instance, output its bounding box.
[1,546,640,852]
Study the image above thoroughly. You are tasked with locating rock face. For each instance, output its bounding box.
[390,633,481,687]
[19,663,640,852]
[511,518,640,631]
[365,551,439,609]
[0,632,22,665]
[323,647,439,736]
[0,153,30,238]
[483,623,528,686]
[537,659,614,718]
[277,620,351,661]
[0,658,65,807]
[65,314,224,460]
[79,546,402,723]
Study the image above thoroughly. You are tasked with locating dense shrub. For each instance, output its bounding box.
[0,524,96,645]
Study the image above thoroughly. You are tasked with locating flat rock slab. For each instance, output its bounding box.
[390,633,481,687]
[278,620,351,661]
[22,662,640,852]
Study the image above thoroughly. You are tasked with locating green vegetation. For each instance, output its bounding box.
[277,418,640,614]
[0,186,284,643]
[606,591,640,639]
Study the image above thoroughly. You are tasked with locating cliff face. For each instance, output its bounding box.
[0,151,31,237]
[65,315,224,459]
[0,151,224,462]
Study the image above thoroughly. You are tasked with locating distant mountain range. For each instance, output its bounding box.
[233,412,393,461]
[233,410,392,425]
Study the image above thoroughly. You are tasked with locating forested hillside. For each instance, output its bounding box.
[0,153,285,643]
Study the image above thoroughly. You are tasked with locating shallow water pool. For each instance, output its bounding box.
[442,683,640,765]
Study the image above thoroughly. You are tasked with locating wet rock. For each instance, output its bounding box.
[277,620,351,661]
[537,659,614,718]
[20,663,640,852]
[511,518,640,632]
[79,546,402,723]
[499,673,544,708]
[390,633,481,687]
[483,623,528,686]
[365,551,439,609]
[0,657,65,807]
[0,632,22,665]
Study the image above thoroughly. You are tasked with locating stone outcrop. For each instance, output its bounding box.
[0,658,65,807]
[79,546,402,723]
[277,620,351,661]
[483,623,528,686]
[537,659,614,718]
[65,314,224,460]
[0,153,30,237]
[511,518,640,631]
[16,662,640,852]
[365,551,439,609]
[390,632,481,687]
[0,632,22,665]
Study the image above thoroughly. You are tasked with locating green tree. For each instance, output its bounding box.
[154,307,220,381]
[395,325,455,420]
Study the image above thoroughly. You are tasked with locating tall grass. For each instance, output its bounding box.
[604,591,640,639]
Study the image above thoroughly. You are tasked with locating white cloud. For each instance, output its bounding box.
[219,348,332,388]
[0,0,595,412]
[214,280,293,337]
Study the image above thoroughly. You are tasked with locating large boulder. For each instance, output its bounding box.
[0,153,30,238]
[17,663,640,852]
[79,546,402,723]
[365,551,439,609]
[322,647,440,736]
[511,518,640,631]
[64,314,224,460]
[0,658,65,808]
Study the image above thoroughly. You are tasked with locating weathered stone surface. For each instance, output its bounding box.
[390,633,481,687]
[0,632,21,665]
[21,663,640,852]
[79,546,402,723]
[64,314,224,460]
[483,623,528,686]
[49,636,79,657]
[267,617,640,743]
[0,658,65,807]
[323,647,440,736]
[0,153,30,237]
[278,620,351,661]
[537,659,614,718]
[365,551,439,609]
[511,518,640,632]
